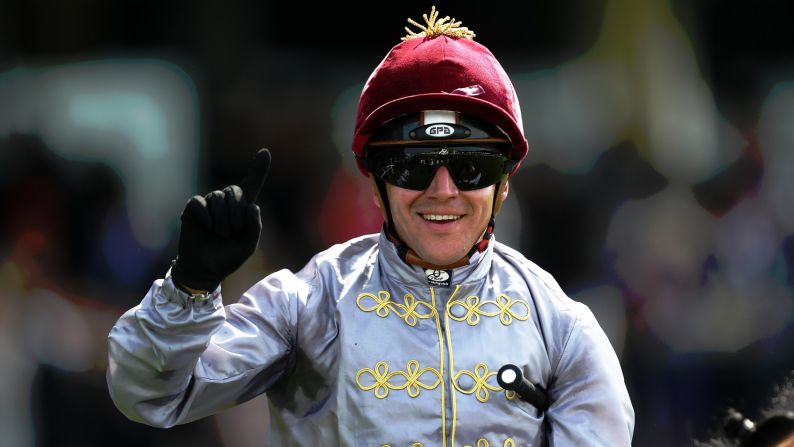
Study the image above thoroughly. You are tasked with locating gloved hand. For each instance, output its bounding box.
[171,148,271,292]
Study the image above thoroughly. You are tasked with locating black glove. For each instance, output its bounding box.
[171,148,271,292]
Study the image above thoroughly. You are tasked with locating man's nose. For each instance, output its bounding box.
[425,166,459,198]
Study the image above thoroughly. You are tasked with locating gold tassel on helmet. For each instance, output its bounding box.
[402,6,476,41]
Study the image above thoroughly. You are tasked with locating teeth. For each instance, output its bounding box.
[423,214,461,221]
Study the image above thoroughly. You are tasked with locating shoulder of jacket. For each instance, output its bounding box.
[492,241,569,298]
[314,233,379,264]
[296,233,379,280]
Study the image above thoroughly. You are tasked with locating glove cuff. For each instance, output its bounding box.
[170,258,223,293]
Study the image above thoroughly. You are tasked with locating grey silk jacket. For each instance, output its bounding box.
[107,231,634,446]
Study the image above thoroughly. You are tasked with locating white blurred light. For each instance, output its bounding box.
[517,60,632,174]
[69,92,168,159]
[639,26,742,183]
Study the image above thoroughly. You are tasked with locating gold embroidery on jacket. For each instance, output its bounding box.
[447,294,530,326]
[453,363,502,403]
[357,291,435,326]
[355,360,443,399]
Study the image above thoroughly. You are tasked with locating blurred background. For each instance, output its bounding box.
[2,0,793,445]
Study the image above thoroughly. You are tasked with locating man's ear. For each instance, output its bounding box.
[493,179,510,215]
[369,176,382,210]
[500,180,509,202]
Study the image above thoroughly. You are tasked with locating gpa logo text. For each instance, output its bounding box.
[425,124,454,137]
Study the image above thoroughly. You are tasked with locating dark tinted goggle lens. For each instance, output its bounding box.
[370,146,510,191]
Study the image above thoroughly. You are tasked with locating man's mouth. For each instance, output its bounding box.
[421,214,462,222]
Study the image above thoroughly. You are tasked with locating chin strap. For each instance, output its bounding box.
[469,217,495,256]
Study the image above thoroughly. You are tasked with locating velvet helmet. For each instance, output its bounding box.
[352,7,529,187]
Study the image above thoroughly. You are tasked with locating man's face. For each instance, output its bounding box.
[376,166,508,266]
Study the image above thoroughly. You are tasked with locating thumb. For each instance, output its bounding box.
[239,148,271,203]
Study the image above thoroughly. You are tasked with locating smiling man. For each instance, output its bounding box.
[107,7,634,446]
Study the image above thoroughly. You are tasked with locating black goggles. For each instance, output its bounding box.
[366,145,516,191]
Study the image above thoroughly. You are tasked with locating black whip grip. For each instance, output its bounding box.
[497,364,549,411]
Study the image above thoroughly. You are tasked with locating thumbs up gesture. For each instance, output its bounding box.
[171,149,271,292]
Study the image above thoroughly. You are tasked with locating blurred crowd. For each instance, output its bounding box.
[2,1,793,446]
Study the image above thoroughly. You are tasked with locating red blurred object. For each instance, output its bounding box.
[318,167,383,246]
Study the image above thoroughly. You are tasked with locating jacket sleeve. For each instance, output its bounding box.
[545,304,635,446]
[107,269,303,428]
